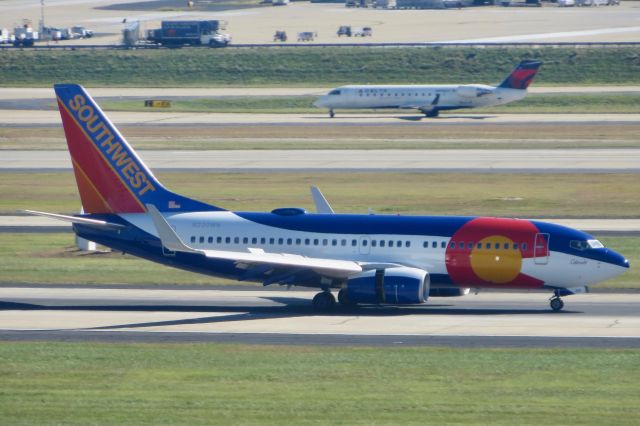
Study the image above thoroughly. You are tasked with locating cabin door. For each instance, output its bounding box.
[533,233,550,265]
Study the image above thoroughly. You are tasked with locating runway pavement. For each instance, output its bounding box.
[1,286,639,347]
[2,110,640,127]
[3,149,639,172]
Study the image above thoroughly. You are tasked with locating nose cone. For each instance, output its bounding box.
[607,249,630,269]
[313,96,326,108]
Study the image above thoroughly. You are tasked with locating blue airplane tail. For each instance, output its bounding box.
[54,84,224,214]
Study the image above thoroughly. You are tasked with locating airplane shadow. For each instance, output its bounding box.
[305,115,495,121]
[0,298,579,332]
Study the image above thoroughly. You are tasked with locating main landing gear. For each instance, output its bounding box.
[312,290,336,311]
[329,109,335,118]
[550,289,565,312]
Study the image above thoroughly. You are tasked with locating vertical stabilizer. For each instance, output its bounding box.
[498,60,542,90]
[54,84,222,214]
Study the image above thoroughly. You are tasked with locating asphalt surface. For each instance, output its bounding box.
[3,149,639,173]
[1,286,639,347]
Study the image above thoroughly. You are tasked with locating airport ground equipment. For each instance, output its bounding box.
[146,20,231,47]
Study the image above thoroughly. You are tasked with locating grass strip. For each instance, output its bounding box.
[2,47,639,86]
[2,124,639,151]
[2,172,640,217]
[0,342,638,425]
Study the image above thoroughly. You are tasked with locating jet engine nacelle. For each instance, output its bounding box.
[456,85,492,98]
[429,287,471,297]
[346,267,429,305]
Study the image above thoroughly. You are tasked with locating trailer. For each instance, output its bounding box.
[147,20,231,47]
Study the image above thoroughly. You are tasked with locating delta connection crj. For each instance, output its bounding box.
[28,84,630,311]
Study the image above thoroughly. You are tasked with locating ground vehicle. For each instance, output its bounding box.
[13,25,38,47]
[147,20,231,47]
[337,26,351,37]
[297,31,316,41]
[273,31,287,42]
[71,26,93,38]
[353,27,372,37]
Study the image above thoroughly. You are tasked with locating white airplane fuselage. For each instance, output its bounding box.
[313,84,526,114]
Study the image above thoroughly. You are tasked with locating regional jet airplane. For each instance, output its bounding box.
[313,60,542,118]
[28,84,628,312]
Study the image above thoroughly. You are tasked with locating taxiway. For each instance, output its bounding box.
[1,286,638,348]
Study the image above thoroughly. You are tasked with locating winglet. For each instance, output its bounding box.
[146,204,198,253]
[310,186,335,214]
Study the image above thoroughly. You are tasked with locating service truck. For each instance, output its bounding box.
[147,20,231,47]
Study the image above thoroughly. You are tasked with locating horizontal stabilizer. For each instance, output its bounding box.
[23,210,125,229]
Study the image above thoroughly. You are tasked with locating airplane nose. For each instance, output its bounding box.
[313,96,327,108]
[607,249,629,269]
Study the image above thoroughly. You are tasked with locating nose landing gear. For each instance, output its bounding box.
[329,109,335,118]
[550,289,565,311]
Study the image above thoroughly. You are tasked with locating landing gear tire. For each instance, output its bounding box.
[329,109,335,118]
[550,297,564,312]
[338,288,356,307]
[425,110,439,118]
[312,291,336,311]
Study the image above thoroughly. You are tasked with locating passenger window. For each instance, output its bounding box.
[380,240,386,247]
[449,242,455,249]
[305,238,310,245]
[269,238,275,244]
[477,243,482,249]
[234,237,239,244]
[287,238,292,245]
[441,241,446,248]
[423,241,428,248]
[362,240,368,247]
[252,237,257,244]
[389,241,394,248]
[406,241,410,248]
[314,239,319,246]
[459,242,465,249]
[494,243,500,249]
[352,239,357,246]
[278,238,284,245]
[332,239,337,246]
[260,238,266,244]
[243,237,248,244]
[296,238,301,245]
[467,243,473,250]
[397,240,402,247]
[372,240,377,247]
[199,236,205,243]
[226,237,231,244]
[190,236,196,243]
[486,242,491,249]
[217,237,222,244]
[522,243,528,251]
[504,243,509,250]
[513,243,519,250]
[341,239,347,246]
[208,237,213,243]
[322,239,328,246]
[433,241,438,249]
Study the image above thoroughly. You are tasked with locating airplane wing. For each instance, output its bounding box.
[23,210,125,230]
[147,205,363,279]
[403,94,440,112]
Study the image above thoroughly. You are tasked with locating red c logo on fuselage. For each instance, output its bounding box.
[445,217,544,289]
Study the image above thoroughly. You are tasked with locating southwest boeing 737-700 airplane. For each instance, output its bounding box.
[27,84,629,312]
[314,60,542,117]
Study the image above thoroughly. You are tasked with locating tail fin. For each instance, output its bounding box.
[498,60,542,90]
[54,84,222,214]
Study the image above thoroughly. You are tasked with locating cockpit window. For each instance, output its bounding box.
[588,239,604,249]
[570,239,604,251]
[329,89,341,95]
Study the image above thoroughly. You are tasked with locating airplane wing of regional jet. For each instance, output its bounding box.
[147,205,365,279]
